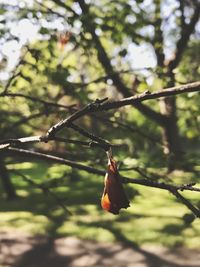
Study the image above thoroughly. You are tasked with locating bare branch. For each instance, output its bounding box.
[47,82,200,137]
[45,98,106,137]
[12,170,71,215]
[167,2,200,71]
[3,71,21,94]
[69,123,111,151]
[4,147,200,217]
[99,81,200,111]
[170,189,200,218]
[1,81,199,150]
[122,176,200,193]
[6,147,200,190]
[0,93,76,110]
[92,114,164,148]
[77,0,165,125]
[7,147,104,175]
[53,137,104,147]
[123,177,200,217]
[0,136,41,146]
[153,0,165,67]
[178,0,186,31]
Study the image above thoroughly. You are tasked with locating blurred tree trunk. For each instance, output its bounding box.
[160,96,183,171]
[0,158,17,199]
[160,70,185,171]
[153,0,199,171]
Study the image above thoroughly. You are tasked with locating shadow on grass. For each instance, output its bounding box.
[1,164,199,267]
[2,221,198,267]
[12,237,73,267]
[73,219,199,267]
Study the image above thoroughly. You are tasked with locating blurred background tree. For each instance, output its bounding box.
[0,3,200,263]
[0,0,199,231]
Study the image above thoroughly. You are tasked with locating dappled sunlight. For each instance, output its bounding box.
[0,211,49,235]
[0,0,200,266]
[1,162,199,248]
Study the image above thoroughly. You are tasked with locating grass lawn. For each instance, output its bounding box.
[0,161,200,248]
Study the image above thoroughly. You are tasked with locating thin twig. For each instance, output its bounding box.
[53,136,119,149]
[5,147,200,217]
[46,82,200,137]
[2,46,29,94]
[170,189,200,218]
[0,83,199,157]
[69,123,111,151]
[0,93,76,110]
[100,82,200,111]
[1,82,200,150]
[167,2,200,71]
[47,97,108,137]
[6,147,200,193]
[12,170,72,215]
[92,114,164,147]
[3,71,21,94]
[7,147,104,175]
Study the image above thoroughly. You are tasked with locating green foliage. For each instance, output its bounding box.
[0,1,199,169]
[176,41,200,83]
[0,0,199,246]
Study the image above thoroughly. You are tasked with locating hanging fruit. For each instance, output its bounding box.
[101,150,130,214]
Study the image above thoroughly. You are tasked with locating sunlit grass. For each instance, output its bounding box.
[0,162,199,248]
[0,212,49,234]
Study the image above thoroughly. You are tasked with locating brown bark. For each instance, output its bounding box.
[154,1,200,170]
[78,0,199,170]
[0,158,17,199]
[158,66,182,170]
[77,0,165,126]
[160,95,184,171]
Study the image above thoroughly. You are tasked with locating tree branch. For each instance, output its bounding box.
[170,189,200,218]
[12,170,71,215]
[69,123,111,151]
[5,147,200,191]
[1,81,199,150]
[91,114,164,148]
[1,48,28,94]
[76,0,165,125]
[6,147,104,175]
[124,177,200,218]
[4,147,200,217]
[47,81,200,137]
[0,93,75,110]
[50,0,77,16]
[153,0,165,67]
[46,97,109,138]
[99,81,200,111]
[178,0,186,32]
[167,2,200,71]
